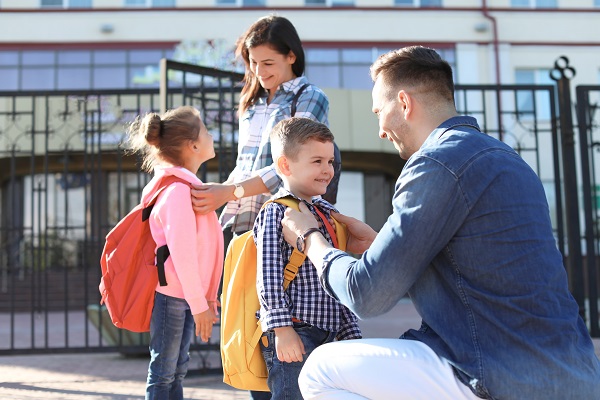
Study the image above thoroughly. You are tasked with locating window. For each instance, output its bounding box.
[395,0,442,6]
[0,47,174,91]
[305,0,355,6]
[124,0,175,7]
[215,0,266,6]
[305,46,455,90]
[515,69,553,120]
[511,0,557,8]
[41,0,92,7]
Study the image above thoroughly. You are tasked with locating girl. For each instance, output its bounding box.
[126,105,224,400]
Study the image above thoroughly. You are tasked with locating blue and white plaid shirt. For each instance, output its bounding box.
[220,76,329,233]
[253,188,362,340]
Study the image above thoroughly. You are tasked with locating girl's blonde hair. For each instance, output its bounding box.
[125,106,202,172]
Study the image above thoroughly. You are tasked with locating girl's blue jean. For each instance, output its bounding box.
[260,322,336,400]
[145,292,194,400]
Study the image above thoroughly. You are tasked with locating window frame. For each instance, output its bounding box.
[510,0,557,8]
[40,0,92,8]
[304,0,355,6]
[214,0,266,6]
[304,45,456,90]
[393,0,443,6]
[0,47,174,91]
[123,0,175,7]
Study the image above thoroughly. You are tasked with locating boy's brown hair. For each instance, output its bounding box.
[270,117,334,161]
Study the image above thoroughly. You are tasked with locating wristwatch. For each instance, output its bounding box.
[296,228,321,253]
[233,183,245,199]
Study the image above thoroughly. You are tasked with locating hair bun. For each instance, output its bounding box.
[143,113,162,146]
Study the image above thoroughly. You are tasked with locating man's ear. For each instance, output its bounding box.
[398,90,412,119]
[277,155,292,176]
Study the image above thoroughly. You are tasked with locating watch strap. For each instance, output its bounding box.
[298,227,321,253]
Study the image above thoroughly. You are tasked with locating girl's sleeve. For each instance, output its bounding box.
[157,183,209,315]
[197,210,223,305]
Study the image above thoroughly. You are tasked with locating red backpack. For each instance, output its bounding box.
[99,175,188,333]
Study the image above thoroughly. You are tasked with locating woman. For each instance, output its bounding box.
[191,14,337,400]
[191,14,338,236]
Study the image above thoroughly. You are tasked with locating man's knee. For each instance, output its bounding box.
[298,342,339,397]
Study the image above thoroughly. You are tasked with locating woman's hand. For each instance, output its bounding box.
[330,211,377,254]
[190,183,233,214]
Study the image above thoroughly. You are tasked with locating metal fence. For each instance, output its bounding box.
[0,57,597,360]
[576,84,600,337]
[0,61,243,364]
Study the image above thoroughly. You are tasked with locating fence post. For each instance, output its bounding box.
[550,56,585,318]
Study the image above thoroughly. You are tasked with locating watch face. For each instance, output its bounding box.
[234,185,244,199]
[296,236,304,253]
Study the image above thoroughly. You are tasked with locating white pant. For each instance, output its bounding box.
[298,338,480,400]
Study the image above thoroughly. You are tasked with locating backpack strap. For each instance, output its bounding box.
[290,83,310,117]
[265,197,346,290]
[268,197,307,291]
[313,206,338,249]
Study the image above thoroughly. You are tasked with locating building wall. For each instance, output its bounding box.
[0,1,598,225]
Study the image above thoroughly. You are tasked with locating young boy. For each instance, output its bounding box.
[253,117,362,400]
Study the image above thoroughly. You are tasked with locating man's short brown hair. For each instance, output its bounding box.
[370,46,455,103]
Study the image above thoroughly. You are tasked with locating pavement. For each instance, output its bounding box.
[0,299,598,400]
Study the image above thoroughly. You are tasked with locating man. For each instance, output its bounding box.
[280,46,600,399]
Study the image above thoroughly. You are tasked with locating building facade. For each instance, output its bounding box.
[0,0,598,227]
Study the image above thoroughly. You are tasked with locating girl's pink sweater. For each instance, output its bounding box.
[141,166,224,315]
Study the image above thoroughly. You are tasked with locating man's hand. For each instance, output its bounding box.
[281,202,319,248]
[274,326,305,363]
[330,211,377,254]
[190,183,233,214]
[193,308,219,342]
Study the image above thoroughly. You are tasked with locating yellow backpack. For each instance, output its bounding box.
[219,197,347,392]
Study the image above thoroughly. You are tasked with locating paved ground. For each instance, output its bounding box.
[0,299,598,400]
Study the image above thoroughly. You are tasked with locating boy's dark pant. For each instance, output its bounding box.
[260,322,336,400]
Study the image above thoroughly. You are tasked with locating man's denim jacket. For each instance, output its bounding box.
[321,116,600,399]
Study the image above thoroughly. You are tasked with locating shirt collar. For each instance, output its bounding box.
[272,187,337,214]
[433,116,481,140]
[257,76,308,103]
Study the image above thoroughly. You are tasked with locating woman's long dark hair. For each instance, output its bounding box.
[235,15,305,115]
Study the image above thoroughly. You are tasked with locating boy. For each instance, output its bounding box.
[253,117,362,400]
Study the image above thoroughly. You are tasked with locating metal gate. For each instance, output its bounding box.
[0,62,243,362]
[0,58,597,358]
[576,84,600,337]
